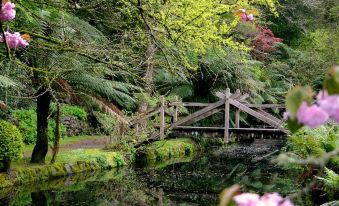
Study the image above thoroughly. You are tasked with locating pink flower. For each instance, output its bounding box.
[258,193,283,206]
[233,193,260,206]
[239,8,246,13]
[241,13,248,21]
[297,102,329,128]
[280,199,294,206]
[233,193,294,206]
[0,31,29,48]
[0,2,16,22]
[247,14,254,21]
[317,90,339,123]
[283,111,290,121]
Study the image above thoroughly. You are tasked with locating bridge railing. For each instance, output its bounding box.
[131,89,286,143]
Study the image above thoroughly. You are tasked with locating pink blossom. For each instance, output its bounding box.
[0,31,29,48]
[239,8,246,13]
[247,14,254,21]
[297,102,329,128]
[233,193,260,206]
[280,199,294,206]
[0,2,16,22]
[233,193,294,206]
[241,13,248,21]
[317,90,339,123]
[258,193,283,206]
[283,111,290,121]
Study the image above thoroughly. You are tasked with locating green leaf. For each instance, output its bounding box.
[287,119,303,133]
[324,65,339,95]
[285,86,314,119]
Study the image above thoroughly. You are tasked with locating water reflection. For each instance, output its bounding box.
[0,141,300,206]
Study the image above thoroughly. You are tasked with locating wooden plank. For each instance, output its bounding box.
[236,93,249,102]
[245,104,285,109]
[183,102,210,107]
[224,88,230,143]
[173,96,178,122]
[130,109,160,125]
[256,109,284,125]
[169,102,210,107]
[169,99,225,129]
[159,96,165,138]
[174,126,286,133]
[216,91,249,102]
[229,98,286,131]
[183,108,222,125]
[235,109,240,128]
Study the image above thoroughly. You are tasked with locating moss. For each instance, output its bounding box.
[0,149,125,189]
[0,173,13,188]
[141,138,198,165]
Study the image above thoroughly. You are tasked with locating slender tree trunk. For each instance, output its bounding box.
[31,88,51,163]
[144,40,157,94]
[0,158,11,173]
[51,103,60,164]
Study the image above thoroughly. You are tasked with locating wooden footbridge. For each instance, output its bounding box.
[131,89,287,144]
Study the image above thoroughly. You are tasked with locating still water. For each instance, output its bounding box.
[0,140,301,206]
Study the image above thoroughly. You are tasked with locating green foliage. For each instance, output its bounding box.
[287,126,339,158]
[61,105,87,121]
[12,108,66,145]
[317,168,339,191]
[324,65,339,95]
[50,104,88,121]
[95,112,117,135]
[0,121,24,162]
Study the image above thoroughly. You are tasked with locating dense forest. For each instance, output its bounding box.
[0,0,338,205]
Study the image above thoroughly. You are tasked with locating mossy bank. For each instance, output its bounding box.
[0,149,125,189]
[136,138,199,167]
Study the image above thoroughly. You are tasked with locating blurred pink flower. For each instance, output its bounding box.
[317,90,339,123]
[0,2,16,22]
[280,199,294,206]
[233,193,294,206]
[297,102,329,128]
[247,14,254,21]
[259,193,283,206]
[241,13,248,21]
[0,31,29,48]
[233,193,260,206]
[283,111,290,121]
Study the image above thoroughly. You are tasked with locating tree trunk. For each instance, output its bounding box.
[144,40,157,94]
[0,158,11,173]
[31,88,51,163]
[51,103,60,164]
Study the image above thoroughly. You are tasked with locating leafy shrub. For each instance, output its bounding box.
[0,120,24,163]
[12,108,66,145]
[59,104,87,120]
[317,168,339,192]
[95,112,116,135]
[287,125,339,158]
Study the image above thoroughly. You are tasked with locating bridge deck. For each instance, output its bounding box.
[174,126,286,134]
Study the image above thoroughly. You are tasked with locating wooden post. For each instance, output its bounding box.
[235,109,240,128]
[173,96,178,123]
[160,96,165,138]
[234,89,240,128]
[224,88,230,143]
[158,188,164,206]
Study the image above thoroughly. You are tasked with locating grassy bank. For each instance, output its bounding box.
[0,149,125,189]
[137,138,199,166]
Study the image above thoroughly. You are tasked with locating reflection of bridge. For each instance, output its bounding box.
[131,88,287,145]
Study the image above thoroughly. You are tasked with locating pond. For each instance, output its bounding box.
[0,140,303,206]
